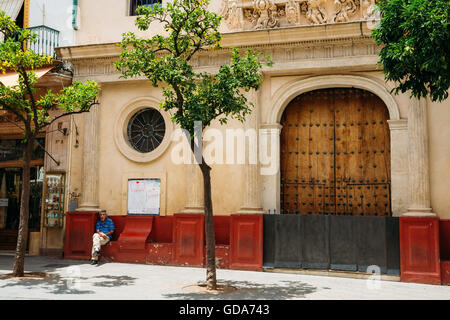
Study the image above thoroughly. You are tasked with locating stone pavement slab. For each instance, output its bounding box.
[0,254,449,300]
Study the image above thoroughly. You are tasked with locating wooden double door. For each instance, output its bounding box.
[280,88,391,216]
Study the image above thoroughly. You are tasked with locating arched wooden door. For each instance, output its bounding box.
[280,88,391,216]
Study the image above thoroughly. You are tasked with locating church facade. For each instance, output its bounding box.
[50,0,449,284]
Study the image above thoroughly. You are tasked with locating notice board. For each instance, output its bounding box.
[127,178,161,215]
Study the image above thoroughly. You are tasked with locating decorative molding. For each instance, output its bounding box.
[65,36,380,83]
[55,20,380,83]
[249,0,281,29]
[387,119,408,131]
[268,75,401,124]
[221,0,371,31]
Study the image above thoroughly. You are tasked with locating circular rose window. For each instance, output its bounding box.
[126,108,166,153]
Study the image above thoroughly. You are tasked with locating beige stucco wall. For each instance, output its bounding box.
[76,0,226,45]
[63,72,450,219]
[66,80,247,216]
[58,0,450,220]
[429,97,450,219]
[62,77,450,220]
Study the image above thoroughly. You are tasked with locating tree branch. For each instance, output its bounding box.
[18,65,40,138]
[0,114,26,132]
[38,101,99,130]
[34,138,60,166]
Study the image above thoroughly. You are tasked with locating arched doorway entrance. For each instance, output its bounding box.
[280,88,391,216]
[262,87,400,274]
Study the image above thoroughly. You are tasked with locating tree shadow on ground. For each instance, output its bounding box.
[163,279,317,300]
[0,254,88,273]
[90,275,136,287]
[0,273,96,295]
[0,273,137,295]
[0,255,137,295]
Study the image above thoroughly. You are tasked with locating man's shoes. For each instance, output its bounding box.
[90,260,98,265]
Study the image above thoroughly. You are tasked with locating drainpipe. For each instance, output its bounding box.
[72,0,79,30]
[24,0,30,28]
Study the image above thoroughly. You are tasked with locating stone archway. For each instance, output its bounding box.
[269,75,400,123]
[261,75,407,217]
[280,88,392,216]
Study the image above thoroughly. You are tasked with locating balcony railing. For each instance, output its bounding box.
[27,25,60,59]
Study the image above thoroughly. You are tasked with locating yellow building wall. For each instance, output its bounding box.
[64,0,450,220]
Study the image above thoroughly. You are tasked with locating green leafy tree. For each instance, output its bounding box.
[0,11,99,277]
[115,0,272,290]
[372,0,449,102]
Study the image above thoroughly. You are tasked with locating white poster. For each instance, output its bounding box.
[127,178,160,215]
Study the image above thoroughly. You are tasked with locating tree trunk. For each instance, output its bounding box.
[186,130,217,290]
[199,160,217,290]
[12,139,33,277]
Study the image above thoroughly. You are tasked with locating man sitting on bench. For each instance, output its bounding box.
[91,210,115,265]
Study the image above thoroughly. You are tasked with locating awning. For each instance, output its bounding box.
[0,66,55,87]
[0,0,24,20]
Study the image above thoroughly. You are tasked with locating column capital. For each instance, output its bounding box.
[260,123,283,131]
[387,119,408,131]
[237,207,265,214]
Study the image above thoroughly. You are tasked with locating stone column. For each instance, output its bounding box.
[77,102,100,211]
[260,123,282,214]
[181,164,204,213]
[404,97,435,216]
[387,119,408,217]
[238,90,264,214]
[238,162,264,214]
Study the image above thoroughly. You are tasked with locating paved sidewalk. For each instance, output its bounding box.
[0,254,448,300]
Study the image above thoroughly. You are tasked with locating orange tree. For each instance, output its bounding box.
[115,0,272,289]
[373,0,449,102]
[0,11,99,276]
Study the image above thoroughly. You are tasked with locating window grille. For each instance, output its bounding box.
[130,0,162,16]
[127,108,166,153]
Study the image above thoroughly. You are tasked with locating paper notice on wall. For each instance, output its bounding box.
[127,179,160,215]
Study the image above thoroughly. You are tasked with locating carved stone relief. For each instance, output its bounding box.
[303,0,328,25]
[333,0,359,23]
[252,0,281,29]
[222,0,370,31]
[223,0,244,30]
[362,0,378,20]
[285,0,300,24]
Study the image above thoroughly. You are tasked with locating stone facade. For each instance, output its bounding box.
[52,0,450,233]
[220,0,379,31]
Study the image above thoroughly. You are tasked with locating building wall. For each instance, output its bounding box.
[56,0,450,222]
[429,98,450,218]
[67,80,247,216]
[75,0,225,45]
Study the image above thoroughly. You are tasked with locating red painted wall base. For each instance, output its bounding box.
[64,212,450,285]
[441,261,450,285]
[64,211,98,260]
[64,213,262,271]
[229,214,263,271]
[400,216,441,285]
